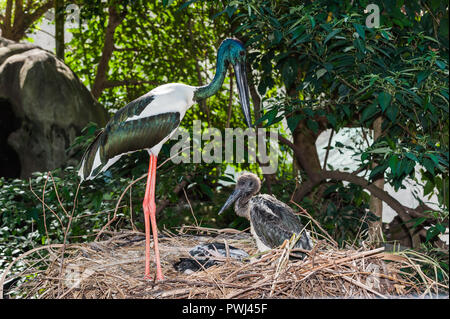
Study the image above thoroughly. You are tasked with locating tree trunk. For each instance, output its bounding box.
[368,117,384,242]
[55,0,65,61]
[291,120,324,202]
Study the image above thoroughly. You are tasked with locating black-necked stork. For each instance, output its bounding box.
[78,38,252,281]
[218,173,313,258]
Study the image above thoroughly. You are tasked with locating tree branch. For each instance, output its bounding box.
[91,5,126,99]
[5,0,52,41]
[25,0,52,25]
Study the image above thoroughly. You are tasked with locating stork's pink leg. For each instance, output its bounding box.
[143,154,164,281]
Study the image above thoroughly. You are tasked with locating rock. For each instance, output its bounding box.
[0,37,109,178]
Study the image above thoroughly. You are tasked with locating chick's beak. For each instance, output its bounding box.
[218,188,242,215]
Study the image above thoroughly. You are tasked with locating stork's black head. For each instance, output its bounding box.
[219,38,246,66]
[218,38,252,128]
[218,172,261,215]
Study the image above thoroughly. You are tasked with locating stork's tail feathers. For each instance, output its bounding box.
[78,131,105,182]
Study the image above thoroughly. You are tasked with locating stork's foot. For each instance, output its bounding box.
[144,274,152,281]
[155,272,164,282]
[143,274,164,282]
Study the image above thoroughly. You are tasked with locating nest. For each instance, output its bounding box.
[1,226,447,299]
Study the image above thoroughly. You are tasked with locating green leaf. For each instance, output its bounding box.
[435,60,446,70]
[378,92,391,112]
[436,223,446,233]
[309,16,316,28]
[326,114,337,128]
[360,102,379,122]
[412,217,426,228]
[226,5,237,17]
[426,227,440,242]
[369,163,387,180]
[385,104,398,122]
[257,108,278,126]
[388,155,399,174]
[353,38,365,54]
[273,30,283,44]
[316,68,327,79]
[342,104,350,118]
[381,30,390,40]
[178,0,199,10]
[428,154,440,167]
[423,180,434,196]
[306,119,319,133]
[167,0,176,6]
[417,70,431,84]
[405,152,418,162]
[353,23,365,41]
[219,175,235,183]
[324,28,342,44]
[423,158,435,175]
[287,114,304,132]
[199,183,213,199]
[323,184,339,196]
[290,25,305,41]
[293,33,312,45]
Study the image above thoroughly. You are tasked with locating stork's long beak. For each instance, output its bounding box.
[218,188,243,215]
[234,62,252,128]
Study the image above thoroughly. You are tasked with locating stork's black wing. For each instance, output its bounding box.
[103,112,180,159]
[111,93,156,124]
[80,111,180,180]
[250,195,312,251]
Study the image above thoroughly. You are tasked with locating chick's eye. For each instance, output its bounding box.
[239,51,245,56]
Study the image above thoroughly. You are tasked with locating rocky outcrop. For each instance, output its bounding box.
[0,37,109,178]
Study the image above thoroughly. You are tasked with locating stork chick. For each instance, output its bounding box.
[219,173,313,257]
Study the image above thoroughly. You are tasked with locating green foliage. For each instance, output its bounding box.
[302,182,378,245]
[213,0,449,243]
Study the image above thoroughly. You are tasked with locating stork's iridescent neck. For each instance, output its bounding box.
[194,51,229,101]
[194,49,228,101]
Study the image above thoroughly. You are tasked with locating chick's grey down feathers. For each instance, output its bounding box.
[221,172,313,256]
[249,194,312,252]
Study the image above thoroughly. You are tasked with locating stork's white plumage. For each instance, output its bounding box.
[78,83,195,181]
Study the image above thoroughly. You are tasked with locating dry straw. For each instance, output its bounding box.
[1,226,447,299]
